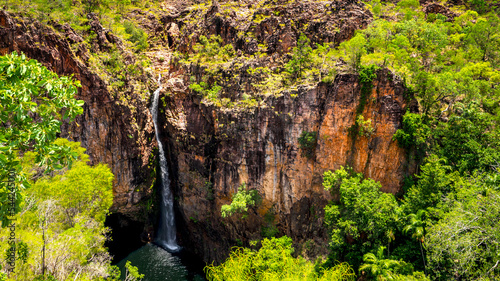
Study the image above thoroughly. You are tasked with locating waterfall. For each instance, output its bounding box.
[151,74,180,252]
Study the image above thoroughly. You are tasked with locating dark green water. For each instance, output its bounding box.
[117,244,206,281]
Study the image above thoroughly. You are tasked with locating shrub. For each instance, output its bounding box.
[189,81,222,104]
[298,131,318,159]
[221,183,260,219]
[393,112,430,149]
[285,33,313,81]
[205,236,356,281]
[356,115,374,137]
[123,21,149,52]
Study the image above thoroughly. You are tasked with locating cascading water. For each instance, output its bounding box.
[151,74,180,252]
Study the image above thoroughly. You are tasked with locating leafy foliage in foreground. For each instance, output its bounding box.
[0,52,83,226]
[0,53,140,280]
[205,236,355,281]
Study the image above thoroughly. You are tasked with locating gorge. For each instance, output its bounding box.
[0,0,414,265]
[1,0,500,280]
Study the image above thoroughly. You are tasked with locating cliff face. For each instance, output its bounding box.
[159,0,415,262]
[164,68,414,262]
[1,0,415,264]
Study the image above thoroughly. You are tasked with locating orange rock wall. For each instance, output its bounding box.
[165,69,415,262]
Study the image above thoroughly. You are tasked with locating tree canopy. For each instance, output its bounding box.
[205,236,355,281]
[0,139,115,280]
[0,52,84,225]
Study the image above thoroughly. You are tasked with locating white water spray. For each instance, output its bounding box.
[151,74,180,252]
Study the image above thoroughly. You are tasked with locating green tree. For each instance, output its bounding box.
[311,43,337,83]
[359,246,400,280]
[403,210,427,274]
[433,101,500,174]
[189,81,222,105]
[28,138,114,226]
[360,246,429,281]
[393,112,430,150]
[221,183,259,219]
[285,33,313,81]
[323,167,400,268]
[384,229,395,257]
[0,140,115,280]
[205,236,355,281]
[83,0,101,13]
[425,176,500,280]
[0,52,83,226]
[124,261,144,281]
[124,21,149,52]
[338,33,366,71]
[402,155,458,214]
[465,16,500,63]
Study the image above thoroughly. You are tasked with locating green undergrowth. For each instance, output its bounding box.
[205,236,356,281]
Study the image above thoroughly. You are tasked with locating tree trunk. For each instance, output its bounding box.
[419,240,426,275]
[42,226,46,276]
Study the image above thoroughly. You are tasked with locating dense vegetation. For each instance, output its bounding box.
[326,1,500,278]
[0,139,116,280]
[214,0,500,280]
[205,236,355,281]
[0,53,142,281]
[2,0,500,280]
